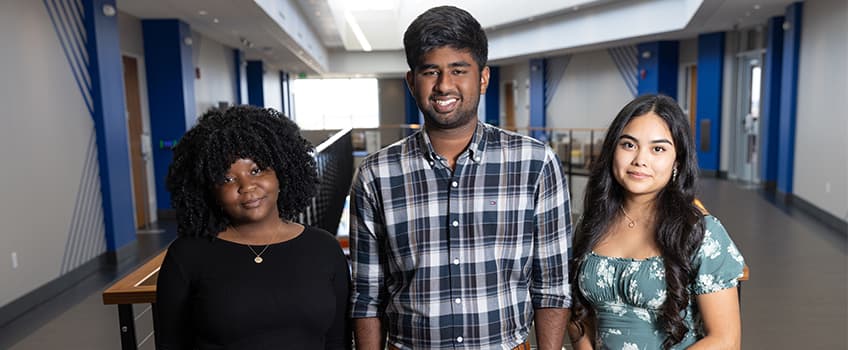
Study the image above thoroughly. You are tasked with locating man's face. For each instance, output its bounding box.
[406,47,490,131]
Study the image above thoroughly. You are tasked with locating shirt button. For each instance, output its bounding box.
[454,298,462,304]
[453,258,460,265]
[452,220,459,227]
[428,161,434,166]
[456,336,464,343]
[474,156,481,162]
[451,181,458,188]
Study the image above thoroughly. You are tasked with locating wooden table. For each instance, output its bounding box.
[102,250,166,350]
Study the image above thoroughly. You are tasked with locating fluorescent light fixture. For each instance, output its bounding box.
[344,10,372,51]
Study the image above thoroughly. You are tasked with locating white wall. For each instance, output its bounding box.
[118,11,157,223]
[118,11,144,56]
[192,31,238,115]
[263,67,283,112]
[719,31,740,173]
[794,0,848,220]
[499,62,530,133]
[378,78,407,146]
[542,49,632,216]
[679,38,698,64]
[545,50,633,130]
[0,0,106,307]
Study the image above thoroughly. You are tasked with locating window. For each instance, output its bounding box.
[292,78,379,130]
[749,64,761,118]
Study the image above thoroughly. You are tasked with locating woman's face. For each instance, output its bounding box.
[215,158,280,225]
[612,112,677,201]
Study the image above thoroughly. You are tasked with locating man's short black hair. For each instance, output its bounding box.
[403,5,488,71]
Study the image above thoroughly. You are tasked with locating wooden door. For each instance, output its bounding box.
[689,66,697,134]
[504,81,515,131]
[122,56,147,228]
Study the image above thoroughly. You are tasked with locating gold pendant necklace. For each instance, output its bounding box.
[620,206,636,229]
[248,246,269,264]
[231,225,279,264]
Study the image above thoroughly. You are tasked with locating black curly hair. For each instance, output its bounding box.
[166,105,317,239]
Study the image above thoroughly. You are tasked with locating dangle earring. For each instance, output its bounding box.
[672,167,678,182]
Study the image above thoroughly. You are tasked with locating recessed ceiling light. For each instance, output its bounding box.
[213,18,219,23]
[753,4,761,10]
[198,10,207,16]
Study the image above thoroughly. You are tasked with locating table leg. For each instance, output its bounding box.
[118,304,138,350]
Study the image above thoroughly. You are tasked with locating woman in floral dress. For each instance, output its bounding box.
[567,95,745,350]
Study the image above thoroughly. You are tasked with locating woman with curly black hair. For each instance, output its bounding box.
[155,106,351,349]
[567,95,745,350]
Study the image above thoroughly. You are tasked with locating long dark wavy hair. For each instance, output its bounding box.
[569,94,705,349]
[166,106,317,239]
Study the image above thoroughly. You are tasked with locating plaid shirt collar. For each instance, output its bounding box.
[416,120,487,165]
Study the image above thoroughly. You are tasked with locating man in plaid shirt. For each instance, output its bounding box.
[350,6,572,350]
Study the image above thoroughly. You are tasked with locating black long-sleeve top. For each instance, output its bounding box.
[155,226,351,349]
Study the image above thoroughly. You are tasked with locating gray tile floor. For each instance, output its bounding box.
[1,178,846,349]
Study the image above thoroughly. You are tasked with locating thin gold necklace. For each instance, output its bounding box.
[620,205,636,229]
[230,225,280,264]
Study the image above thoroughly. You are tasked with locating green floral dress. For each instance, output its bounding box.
[578,215,745,350]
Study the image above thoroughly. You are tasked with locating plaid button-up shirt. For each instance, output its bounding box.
[350,122,572,349]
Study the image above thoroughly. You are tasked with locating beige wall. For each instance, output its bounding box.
[0,0,106,307]
[794,0,848,220]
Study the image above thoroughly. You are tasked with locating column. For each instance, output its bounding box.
[776,2,803,194]
[84,0,135,250]
[529,59,546,141]
[758,16,785,189]
[695,32,725,172]
[142,19,196,211]
[637,41,679,99]
[246,60,264,106]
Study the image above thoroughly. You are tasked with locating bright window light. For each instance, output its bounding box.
[292,78,379,130]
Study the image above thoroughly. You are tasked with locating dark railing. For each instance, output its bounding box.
[300,128,353,235]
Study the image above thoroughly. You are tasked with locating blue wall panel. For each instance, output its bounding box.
[777,2,803,194]
[485,66,500,126]
[404,80,420,125]
[695,32,725,171]
[637,41,679,99]
[82,0,135,251]
[246,60,264,106]
[759,16,785,185]
[529,59,546,141]
[142,19,196,210]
